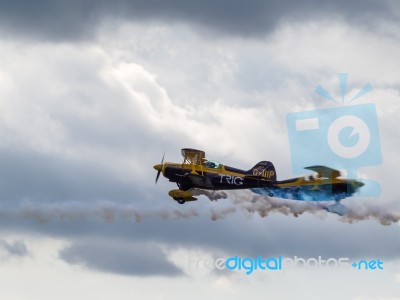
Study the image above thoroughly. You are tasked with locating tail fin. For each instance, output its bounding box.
[247,161,276,182]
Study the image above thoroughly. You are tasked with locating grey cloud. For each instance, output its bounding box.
[4,209,400,263]
[59,239,182,276]
[0,239,28,257]
[0,45,190,203]
[0,148,145,202]
[136,215,400,260]
[0,2,398,279]
[0,0,396,40]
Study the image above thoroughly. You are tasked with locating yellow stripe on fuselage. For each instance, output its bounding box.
[164,163,351,187]
[164,163,244,177]
[276,177,349,188]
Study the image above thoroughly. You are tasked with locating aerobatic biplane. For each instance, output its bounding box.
[153,148,364,214]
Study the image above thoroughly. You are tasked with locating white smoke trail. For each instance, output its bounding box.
[3,190,399,225]
[191,189,228,201]
[227,190,327,219]
[16,200,203,223]
[209,207,236,221]
[342,201,400,225]
[20,201,88,223]
[197,189,400,225]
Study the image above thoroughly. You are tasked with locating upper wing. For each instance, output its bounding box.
[304,165,341,179]
[181,148,206,165]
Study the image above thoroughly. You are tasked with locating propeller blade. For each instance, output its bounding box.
[155,152,165,184]
[155,170,161,184]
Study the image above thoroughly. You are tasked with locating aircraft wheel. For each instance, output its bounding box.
[177,199,186,204]
[269,192,274,197]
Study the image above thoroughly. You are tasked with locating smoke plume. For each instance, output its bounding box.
[226,190,327,218]
[194,189,400,225]
[222,190,400,225]
[342,202,400,225]
[16,201,202,223]
[191,189,228,201]
[1,189,399,225]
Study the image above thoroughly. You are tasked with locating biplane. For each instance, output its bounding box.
[154,148,275,203]
[153,148,364,213]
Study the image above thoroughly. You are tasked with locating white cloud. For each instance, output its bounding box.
[0,13,400,300]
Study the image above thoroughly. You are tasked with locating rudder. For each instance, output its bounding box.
[247,161,276,182]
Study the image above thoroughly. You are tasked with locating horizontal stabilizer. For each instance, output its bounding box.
[305,166,341,179]
[323,202,348,216]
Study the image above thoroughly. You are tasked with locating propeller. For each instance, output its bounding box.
[155,153,165,184]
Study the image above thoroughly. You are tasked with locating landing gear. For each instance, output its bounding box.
[169,189,197,203]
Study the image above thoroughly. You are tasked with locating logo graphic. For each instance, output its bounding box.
[188,255,385,275]
[225,256,282,275]
[351,259,384,270]
[286,73,382,196]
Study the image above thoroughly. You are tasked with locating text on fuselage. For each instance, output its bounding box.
[219,174,244,186]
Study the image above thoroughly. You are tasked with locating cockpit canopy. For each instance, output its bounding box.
[204,160,222,169]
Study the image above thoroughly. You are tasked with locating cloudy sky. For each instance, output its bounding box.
[0,0,400,299]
